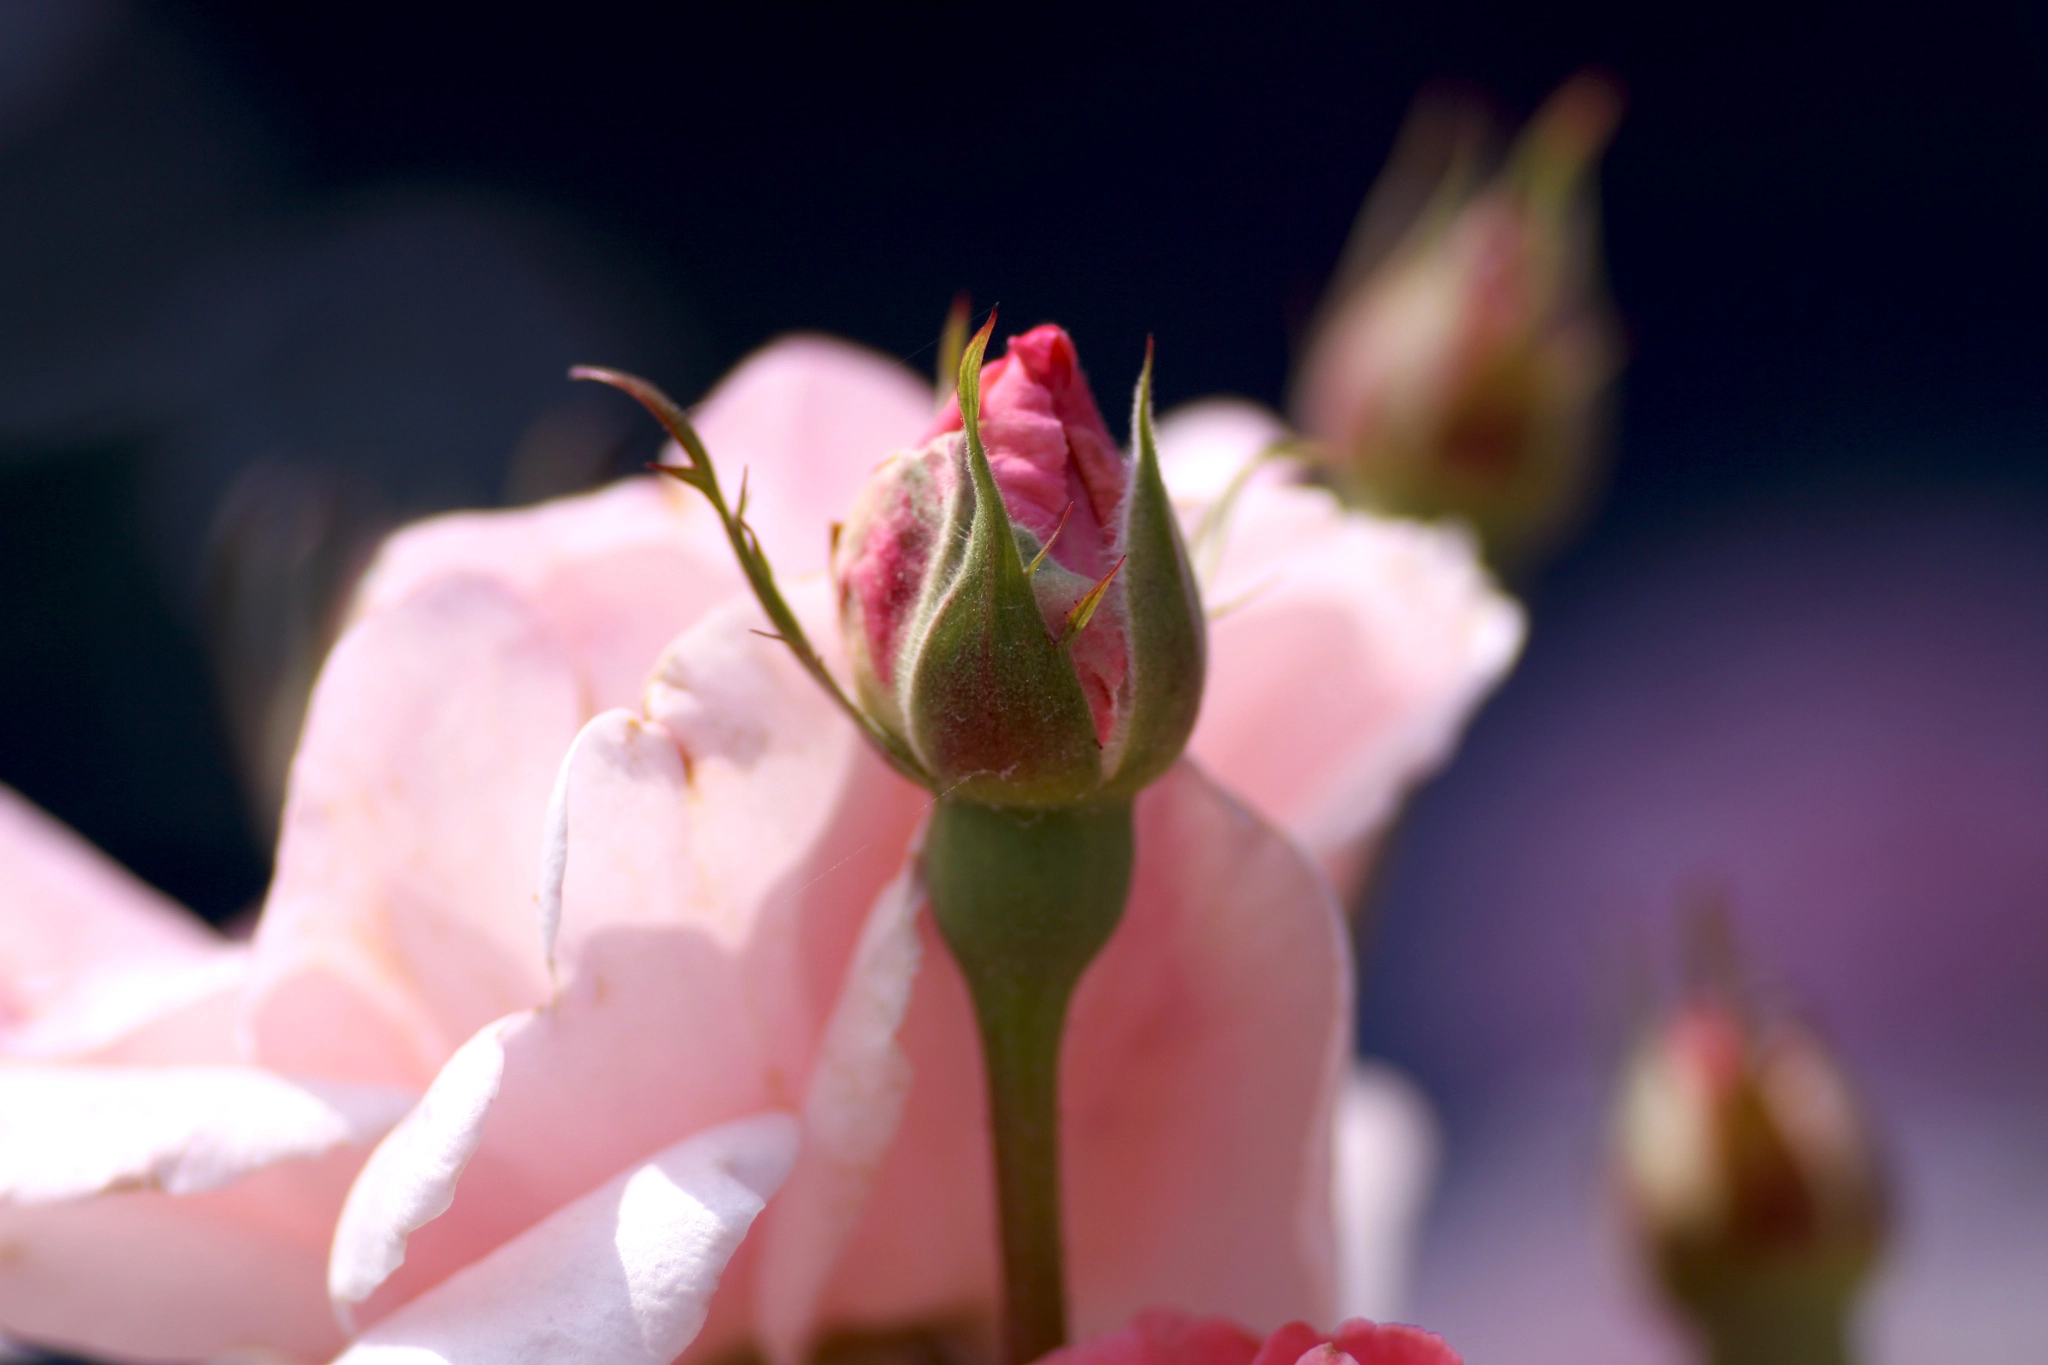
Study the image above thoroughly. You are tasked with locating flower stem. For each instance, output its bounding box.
[1693,1295,1857,1365]
[922,797,1135,1365]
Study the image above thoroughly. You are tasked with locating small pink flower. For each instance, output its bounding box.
[0,332,1519,1364]
[1042,1308,1460,1365]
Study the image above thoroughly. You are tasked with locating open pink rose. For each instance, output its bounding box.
[0,330,1518,1364]
[1041,1308,1460,1365]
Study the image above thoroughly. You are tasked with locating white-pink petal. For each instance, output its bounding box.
[753,857,926,1365]
[1330,1061,1440,1323]
[0,785,241,1061]
[331,1019,517,1322]
[1158,400,1523,888]
[351,476,743,717]
[333,1114,798,1365]
[0,1151,367,1364]
[251,575,585,1088]
[1151,399,1294,506]
[344,595,925,1345]
[0,1065,412,1203]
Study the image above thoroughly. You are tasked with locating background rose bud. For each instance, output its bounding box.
[1612,985,1886,1363]
[834,323,1204,807]
[1291,74,1624,572]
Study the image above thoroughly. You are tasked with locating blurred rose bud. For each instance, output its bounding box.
[834,322,1204,807]
[1612,978,1886,1363]
[1292,73,1624,572]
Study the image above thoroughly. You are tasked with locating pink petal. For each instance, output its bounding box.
[0,1064,410,1202]
[1325,1320,1463,1365]
[753,856,926,1365]
[1166,418,1522,886]
[1040,1308,1263,1365]
[331,1020,516,1323]
[1063,763,1352,1334]
[0,796,400,1361]
[344,596,925,1342]
[808,760,1351,1344]
[0,785,241,1060]
[1330,1065,1439,1323]
[333,1114,798,1365]
[1152,400,1294,506]
[1253,1327,1331,1365]
[689,335,935,578]
[352,476,744,715]
[0,1151,367,1363]
[251,576,588,1088]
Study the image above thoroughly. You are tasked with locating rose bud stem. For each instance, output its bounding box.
[834,318,1203,1365]
[924,796,1133,1365]
[582,315,1205,1365]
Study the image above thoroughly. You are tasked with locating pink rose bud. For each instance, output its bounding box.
[1612,981,1886,1360]
[1039,1309,1461,1365]
[834,320,1204,807]
[1292,73,1624,570]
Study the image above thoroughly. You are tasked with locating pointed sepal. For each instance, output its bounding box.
[904,315,1104,806]
[1102,338,1207,797]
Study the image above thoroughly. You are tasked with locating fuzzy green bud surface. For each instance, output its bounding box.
[833,322,1204,808]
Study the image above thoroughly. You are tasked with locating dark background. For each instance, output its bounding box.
[3,3,2045,1361]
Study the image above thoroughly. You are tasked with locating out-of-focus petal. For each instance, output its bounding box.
[330,1020,515,1323]
[1321,1319,1464,1365]
[689,335,934,578]
[0,785,240,1060]
[332,1114,798,1365]
[340,595,925,1343]
[1159,403,1522,886]
[1063,763,1352,1334]
[753,857,926,1365]
[351,477,742,715]
[250,576,586,1088]
[0,1065,411,1202]
[1153,400,1294,507]
[810,761,1349,1344]
[1331,1064,1439,1323]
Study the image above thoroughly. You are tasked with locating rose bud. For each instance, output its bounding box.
[833,319,1204,809]
[1291,73,1623,571]
[1612,986,1886,1365]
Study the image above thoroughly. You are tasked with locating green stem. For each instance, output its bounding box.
[1696,1304,1854,1365]
[922,797,1135,1365]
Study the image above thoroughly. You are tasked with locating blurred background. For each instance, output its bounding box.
[1,3,2043,1361]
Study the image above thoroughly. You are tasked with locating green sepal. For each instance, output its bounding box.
[905,315,1104,806]
[1102,339,1207,797]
